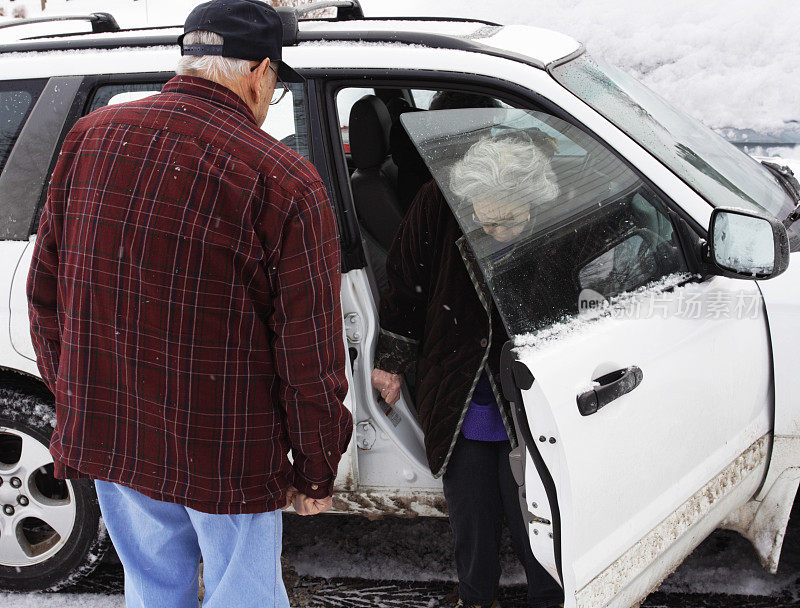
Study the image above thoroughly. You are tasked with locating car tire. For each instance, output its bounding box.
[0,385,110,591]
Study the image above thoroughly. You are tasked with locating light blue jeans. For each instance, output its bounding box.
[95,480,291,608]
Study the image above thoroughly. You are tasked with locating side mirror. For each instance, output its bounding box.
[707,207,790,279]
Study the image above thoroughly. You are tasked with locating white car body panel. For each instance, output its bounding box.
[758,251,800,439]
[717,250,800,576]
[2,240,38,377]
[8,236,34,361]
[589,437,769,608]
[339,268,440,493]
[513,276,772,606]
[299,20,490,37]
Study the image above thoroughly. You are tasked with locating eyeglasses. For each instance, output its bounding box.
[250,62,290,106]
[472,211,531,229]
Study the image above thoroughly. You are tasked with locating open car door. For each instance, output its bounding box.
[401,107,773,608]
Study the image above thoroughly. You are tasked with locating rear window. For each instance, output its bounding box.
[88,81,310,159]
[0,80,44,175]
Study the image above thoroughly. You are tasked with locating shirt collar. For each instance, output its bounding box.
[162,75,258,126]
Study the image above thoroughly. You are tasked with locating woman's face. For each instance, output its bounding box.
[472,199,531,243]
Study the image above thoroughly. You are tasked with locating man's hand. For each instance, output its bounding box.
[371,368,403,405]
[282,485,299,510]
[292,493,333,516]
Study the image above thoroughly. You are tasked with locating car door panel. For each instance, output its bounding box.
[400,103,773,608]
[512,276,771,601]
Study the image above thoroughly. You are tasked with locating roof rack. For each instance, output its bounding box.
[0,12,120,34]
[0,5,511,62]
[278,0,363,44]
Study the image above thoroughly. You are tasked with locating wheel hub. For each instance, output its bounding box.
[0,427,76,567]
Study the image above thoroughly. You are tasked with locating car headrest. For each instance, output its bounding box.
[390,106,428,174]
[385,97,412,123]
[349,95,391,170]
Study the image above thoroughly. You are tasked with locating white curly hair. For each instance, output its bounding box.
[449,133,559,219]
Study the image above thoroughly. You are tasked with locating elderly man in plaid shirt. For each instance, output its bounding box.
[25,1,352,606]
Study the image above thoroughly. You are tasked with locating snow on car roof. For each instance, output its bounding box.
[300,19,491,36]
[0,45,178,78]
[299,20,581,68]
[0,18,582,76]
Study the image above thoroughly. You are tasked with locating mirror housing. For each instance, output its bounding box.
[706,207,790,280]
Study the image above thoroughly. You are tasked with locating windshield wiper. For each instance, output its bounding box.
[761,161,800,227]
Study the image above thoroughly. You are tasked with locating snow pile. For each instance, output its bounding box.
[362,0,800,137]
[9,0,190,28]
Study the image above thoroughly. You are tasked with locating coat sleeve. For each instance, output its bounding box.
[26,134,77,394]
[374,181,441,375]
[265,177,353,499]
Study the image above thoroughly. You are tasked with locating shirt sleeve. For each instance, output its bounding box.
[26,137,76,394]
[265,178,352,499]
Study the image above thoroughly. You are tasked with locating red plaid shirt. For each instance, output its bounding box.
[26,76,352,514]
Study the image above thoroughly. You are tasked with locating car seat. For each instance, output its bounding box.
[349,94,404,294]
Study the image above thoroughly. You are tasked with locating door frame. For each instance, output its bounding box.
[309,67,710,274]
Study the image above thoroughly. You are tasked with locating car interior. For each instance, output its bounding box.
[334,84,688,340]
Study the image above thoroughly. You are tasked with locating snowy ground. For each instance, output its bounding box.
[1,511,798,607]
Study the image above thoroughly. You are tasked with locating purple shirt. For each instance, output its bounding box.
[461,370,509,442]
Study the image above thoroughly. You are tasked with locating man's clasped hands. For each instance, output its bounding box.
[283,487,333,516]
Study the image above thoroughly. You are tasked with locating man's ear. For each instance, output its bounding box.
[250,57,271,104]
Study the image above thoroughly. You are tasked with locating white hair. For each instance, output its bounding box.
[176,31,255,82]
[449,135,560,215]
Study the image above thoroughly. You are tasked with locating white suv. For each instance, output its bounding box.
[0,4,798,607]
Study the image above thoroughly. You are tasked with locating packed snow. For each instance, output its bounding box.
[0,516,797,606]
[0,596,123,607]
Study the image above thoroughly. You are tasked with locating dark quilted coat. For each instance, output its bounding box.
[374,180,517,477]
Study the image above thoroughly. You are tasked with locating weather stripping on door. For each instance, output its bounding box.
[576,366,643,416]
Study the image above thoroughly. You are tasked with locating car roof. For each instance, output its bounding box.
[0,16,583,78]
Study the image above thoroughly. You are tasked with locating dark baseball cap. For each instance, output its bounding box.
[179,0,304,82]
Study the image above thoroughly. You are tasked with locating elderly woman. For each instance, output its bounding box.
[372,132,563,608]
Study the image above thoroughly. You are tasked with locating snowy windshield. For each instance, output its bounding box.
[552,54,796,224]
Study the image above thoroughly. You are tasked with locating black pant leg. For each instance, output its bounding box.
[497,442,564,608]
[442,436,504,606]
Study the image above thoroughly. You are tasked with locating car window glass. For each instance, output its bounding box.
[401,107,688,336]
[88,82,309,159]
[107,91,159,106]
[579,230,659,295]
[410,89,436,109]
[552,54,796,227]
[262,84,308,158]
[337,87,377,123]
[332,85,511,295]
[0,80,45,176]
[88,83,164,113]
